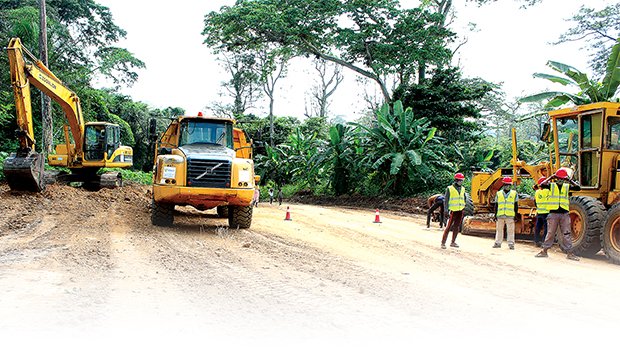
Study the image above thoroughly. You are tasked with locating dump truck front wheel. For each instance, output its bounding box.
[151,199,174,226]
[228,205,252,229]
[569,196,605,257]
[602,203,620,265]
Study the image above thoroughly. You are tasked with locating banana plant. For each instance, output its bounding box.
[352,100,450,195]
[520,39,620,108]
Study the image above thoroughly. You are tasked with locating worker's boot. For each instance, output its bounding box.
[566,252,580,261]
[535,248,549,258]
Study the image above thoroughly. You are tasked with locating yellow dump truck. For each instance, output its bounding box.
[151,113,258,228]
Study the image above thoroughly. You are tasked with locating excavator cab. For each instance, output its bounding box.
[84,123,121,161]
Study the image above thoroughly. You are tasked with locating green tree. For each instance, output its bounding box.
[520,39,620,108]
[203,0,453,104]
[555,4,620,77]
[393,66,492,143]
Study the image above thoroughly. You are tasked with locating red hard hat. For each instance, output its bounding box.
[555,168,569,179]
[537,177,547,185]
[454,173,465,180]
[502,177,513,185]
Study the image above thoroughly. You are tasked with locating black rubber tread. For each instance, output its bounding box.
[216,206,229,218]
[601,203,620,265]
[464,193,474,216]
[151,199,174,226]
[569,195,606,257]
[228,205,253,229]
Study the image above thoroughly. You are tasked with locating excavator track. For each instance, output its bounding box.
[3,150,46,192]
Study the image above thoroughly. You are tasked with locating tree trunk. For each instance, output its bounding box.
[269,99,274,146]
[39,0,53,156]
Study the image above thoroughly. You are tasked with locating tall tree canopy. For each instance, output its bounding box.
[0,0,145,154]
[203,0,454,104]
[555,3,620,77]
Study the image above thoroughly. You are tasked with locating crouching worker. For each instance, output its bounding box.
[492,177,518,250]
[426,194,445,228]
[535,168,581,261]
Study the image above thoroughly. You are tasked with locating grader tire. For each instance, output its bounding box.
[216,206,229,218]
[464,193,474,216]
[459,193,475,232]
[602,203,620,265]
[569,196,605,257]
[151,199,174,227]
[228,205,253,229]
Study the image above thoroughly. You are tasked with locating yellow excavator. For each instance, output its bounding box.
[3,38,133,191]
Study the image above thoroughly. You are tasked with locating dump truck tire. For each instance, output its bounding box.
[151,199,174,227]
[569,196,605,257]
[216,206,229,218]
[228,205,252,229]
[602,203,620,265]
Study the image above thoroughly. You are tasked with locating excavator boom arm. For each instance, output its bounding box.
[6,38,85,158]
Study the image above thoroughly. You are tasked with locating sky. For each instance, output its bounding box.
[95,0,616,120]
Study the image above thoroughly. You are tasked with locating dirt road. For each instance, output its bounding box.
[1,184,618,354]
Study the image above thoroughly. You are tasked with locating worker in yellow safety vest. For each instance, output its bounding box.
[441,173,467,249]
[492,177,519,250]
[535,167,581,261]
[533,177,550,247]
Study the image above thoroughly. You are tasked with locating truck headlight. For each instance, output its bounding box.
[162,155,184,164]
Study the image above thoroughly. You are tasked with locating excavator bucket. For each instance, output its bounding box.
[2,150,46,192]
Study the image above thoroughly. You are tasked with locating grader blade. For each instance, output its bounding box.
[3,150,46,192]
[461,216,497,236]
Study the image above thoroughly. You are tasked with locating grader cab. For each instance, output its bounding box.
[464,102,620,264]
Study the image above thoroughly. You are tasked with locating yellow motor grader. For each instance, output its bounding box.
[151,113,258,228]
[3,38,132,191]
[463,102,620,264]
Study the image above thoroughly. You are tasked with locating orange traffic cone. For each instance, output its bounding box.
[373,209,382,223]
[284,206,292,221]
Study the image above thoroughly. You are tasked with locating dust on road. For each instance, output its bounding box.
[0,184,618,353]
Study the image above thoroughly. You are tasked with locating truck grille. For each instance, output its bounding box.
[187,158,231,188]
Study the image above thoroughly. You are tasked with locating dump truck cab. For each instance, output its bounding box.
[151,113,257,228]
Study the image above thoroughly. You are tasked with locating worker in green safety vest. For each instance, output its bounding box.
[492,177,519,250]
[441,173,467,249]
[534,177,551,247]
[535,167,581,261]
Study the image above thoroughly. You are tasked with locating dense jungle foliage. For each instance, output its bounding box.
[1,1,618,196]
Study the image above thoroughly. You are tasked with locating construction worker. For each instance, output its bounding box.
[535,167,581,261]
[441,173,467,249]
[492,177,519,250]
[426,193,445,228]
[533,177,550,247]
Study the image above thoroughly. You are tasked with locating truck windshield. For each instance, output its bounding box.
[179,120,233,148]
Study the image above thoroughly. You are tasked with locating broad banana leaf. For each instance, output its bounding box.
[390,153,405,175]
[532,73,574,86]
[547,61,591,93]
[519,91,572,103]
[406,150,422,166]
[423,127,437,145]
[544,95,573,108]
[602,39,620,100]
